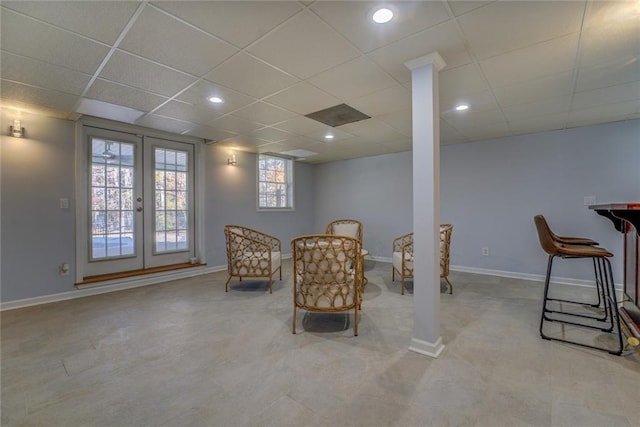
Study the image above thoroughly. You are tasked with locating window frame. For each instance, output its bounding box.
[256,153,294,211]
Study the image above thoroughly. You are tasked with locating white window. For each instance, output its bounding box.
[257,154,294,210]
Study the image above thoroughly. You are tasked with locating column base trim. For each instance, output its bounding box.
[409,336,444,358]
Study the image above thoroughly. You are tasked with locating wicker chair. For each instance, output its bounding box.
[392,224,454,295]
[326,219,367,288]
[291,235,363,336]
[224,225,282,293]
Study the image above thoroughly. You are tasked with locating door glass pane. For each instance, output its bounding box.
[154,147,190,253]
[90,138,136,260]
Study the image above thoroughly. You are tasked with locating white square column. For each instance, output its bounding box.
[405,53,446,358]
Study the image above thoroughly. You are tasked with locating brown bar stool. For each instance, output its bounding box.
[536,215,604,309]
[533,215,623,355]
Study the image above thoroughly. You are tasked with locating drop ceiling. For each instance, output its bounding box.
[1,1,638,163]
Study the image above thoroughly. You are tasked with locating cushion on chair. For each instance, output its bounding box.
[333,223,359,238]
[392,251,413,272]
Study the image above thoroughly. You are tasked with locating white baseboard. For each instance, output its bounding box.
[409,336,445,358]
[1,253,295,311]
[449,264,623,290]
[0,254,618,311]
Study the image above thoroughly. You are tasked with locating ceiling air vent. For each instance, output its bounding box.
[305,103,370,127]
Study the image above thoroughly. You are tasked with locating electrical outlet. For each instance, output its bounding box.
[482,247,489,256]
[584,196,596,206]
[59,263,70,276]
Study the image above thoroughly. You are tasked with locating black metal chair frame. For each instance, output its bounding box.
[538,243,623,356]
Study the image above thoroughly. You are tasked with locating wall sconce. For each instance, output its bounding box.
[9,120,25,138]
[227,153,237,166]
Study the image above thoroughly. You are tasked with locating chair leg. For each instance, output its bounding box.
[540,255,554,338]
[292,306,297,334]
[443,276,454,294]
[354,305,358,336]
[540,254,623,355]
[392,267,395,282]
[225,275,232,292]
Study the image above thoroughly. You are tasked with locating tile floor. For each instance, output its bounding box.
[2,259,639,426]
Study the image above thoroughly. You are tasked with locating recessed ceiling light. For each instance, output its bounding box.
[325,134,335,140]
[208,96,223,104]
[372,8,393,24]
[455,104,469,111]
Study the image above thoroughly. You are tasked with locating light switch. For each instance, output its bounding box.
[60,198,69,209]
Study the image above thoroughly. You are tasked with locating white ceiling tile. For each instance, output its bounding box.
[100,51,196,97]
[85,79,168,113]
[183,125,237,143]
[231,101,297,126]
[136,114,196,135]
[308,56,397,101]
[579,15,640,69]
[204,52,299,99]
[310,1,450,53]
[571,80,640,110]
[76,98,144,124]
[584,1,640,29]
[440,119,468,145]
[218,135,266,149]
[440,64,488,97]
[576,56,640,92]
[119,5,238,76]
[0,9,110,74]
[247,10,360,79]
[502,95,571,122]
[256,143,286,153]
[441,108,506,130]
[458,122,511,142]
[349,85,411,117]
[2,1,139,44]
[338,118,405,143]
[369,21,472,83]
[272,116,330,136]
[441,90,498,114]
[176,80,256,114]
[508,112,569,135]
[568,100,640,126]
[448,1,494,17]
[251,127,292,143]
[480,33,579,88]
[458,1,583,60]
[212,114,264,135]
[151,1,302,48]
[1,52,92,95]
[491,71,574,107]
[378,109,412,136]
[306,127,355,143]
[264,82,341,115]
[0,79,79,112]
[152,100,221,125]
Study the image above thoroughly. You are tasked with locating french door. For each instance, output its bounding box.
[83,127,195,277]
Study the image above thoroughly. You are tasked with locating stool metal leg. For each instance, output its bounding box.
[540,254,623,355]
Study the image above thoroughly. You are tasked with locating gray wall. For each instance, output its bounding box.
[1,113,76,301]
[313,151,413,257]
[0,116,316,303]
[203,145,315,267]
[1,114,638,303]
[441,119,640,282]
[311,119,639,283]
